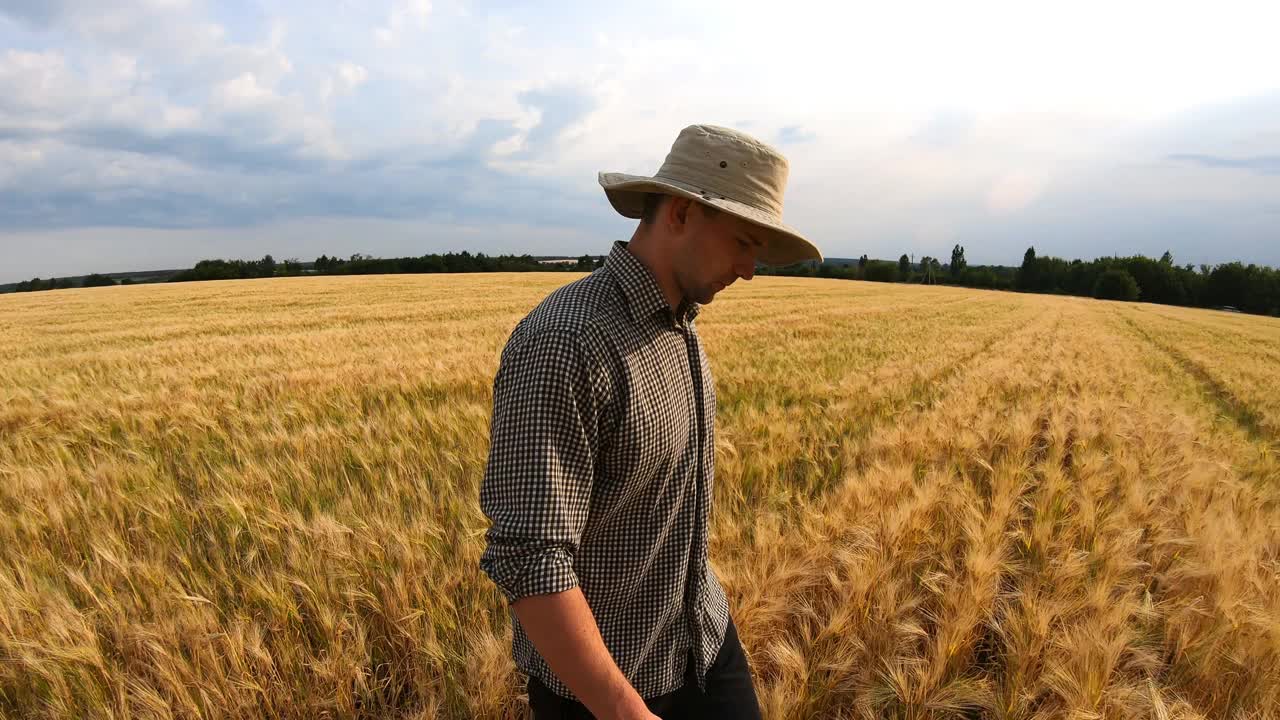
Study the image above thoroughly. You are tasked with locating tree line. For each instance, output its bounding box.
[12,274,129,292]
[7,252,603,292]
[166,251,602,282]
[758,245,1280,317]
[8,245,1279,317]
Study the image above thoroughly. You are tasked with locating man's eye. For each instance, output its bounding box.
[737,239,748,247]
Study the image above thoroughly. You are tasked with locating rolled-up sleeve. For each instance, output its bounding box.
[478,328,606,603]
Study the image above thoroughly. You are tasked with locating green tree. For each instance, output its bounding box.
[950,244,967,279]
[81,274,116,288]
[1018,247,1039,291]
[1093,268,1140,301]
[919,256,935,284]
[898,254,911,280]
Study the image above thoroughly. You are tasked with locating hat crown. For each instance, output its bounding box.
[653,124,789,218]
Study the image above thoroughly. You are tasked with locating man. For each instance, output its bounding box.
[479,124,822,719]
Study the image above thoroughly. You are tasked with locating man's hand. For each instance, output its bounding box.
[512,587,660,720]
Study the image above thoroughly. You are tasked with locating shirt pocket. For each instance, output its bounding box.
[625,381,690,486]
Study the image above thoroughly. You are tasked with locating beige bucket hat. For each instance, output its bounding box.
[598,124,823,266]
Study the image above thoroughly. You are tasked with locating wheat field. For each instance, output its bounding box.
[1,274,1278,720]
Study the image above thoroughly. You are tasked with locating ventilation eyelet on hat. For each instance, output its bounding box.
[719,160,727,168]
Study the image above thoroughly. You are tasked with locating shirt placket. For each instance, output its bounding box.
[674,313,709,681]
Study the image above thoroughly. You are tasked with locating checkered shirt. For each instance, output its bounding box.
[478,239,731,702]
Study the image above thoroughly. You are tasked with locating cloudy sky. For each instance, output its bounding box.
[1,0,1278,282]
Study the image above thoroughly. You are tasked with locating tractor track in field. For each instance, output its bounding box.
[1112,309,1276,448]
[741,310,1068,717]
[781,305,1060,505]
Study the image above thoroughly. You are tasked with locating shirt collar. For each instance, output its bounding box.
[604,240,701,326]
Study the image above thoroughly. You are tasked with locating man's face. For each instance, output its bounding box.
[671,198,764,305]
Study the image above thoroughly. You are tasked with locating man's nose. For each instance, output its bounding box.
[736,261,755,281]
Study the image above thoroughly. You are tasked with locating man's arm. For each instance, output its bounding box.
[477,330,655,718]
[513,588,657,720]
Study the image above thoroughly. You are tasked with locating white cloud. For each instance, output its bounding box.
[985,170,1051,215]
[0,141,46,186]
[214,72,274,109]
[375,0,432,47]
[0,50,76,116]
[321,61,368,102]
[337,62,368,90]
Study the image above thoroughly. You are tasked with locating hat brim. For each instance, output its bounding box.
[598,172,823,267]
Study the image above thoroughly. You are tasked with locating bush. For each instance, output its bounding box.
[81,274,117,288]
[863,261,900,283]
[1093,269,1140,302]
[960,268,1001,289]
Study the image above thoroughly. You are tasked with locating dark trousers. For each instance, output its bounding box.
[527,615,762,719]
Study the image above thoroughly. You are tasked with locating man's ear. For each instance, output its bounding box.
[665,195,692,233]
